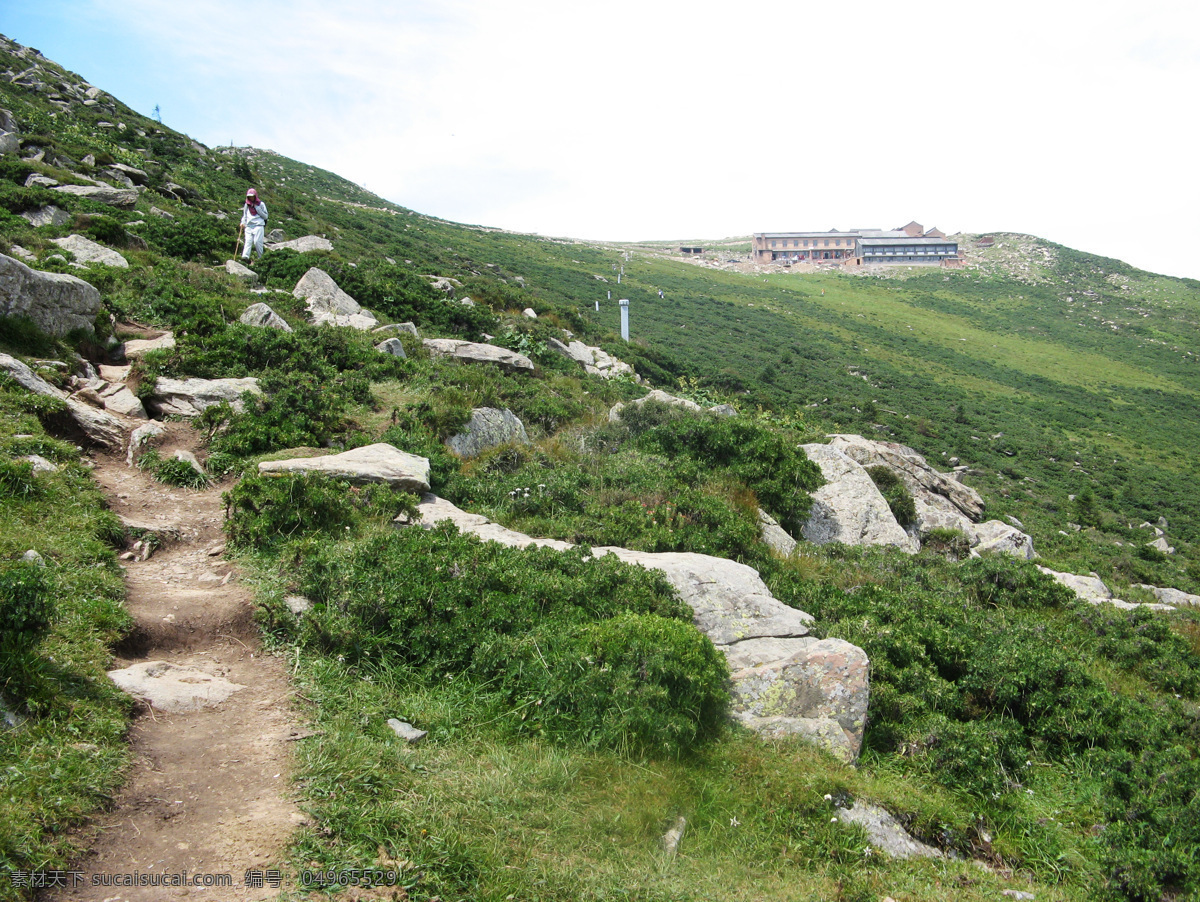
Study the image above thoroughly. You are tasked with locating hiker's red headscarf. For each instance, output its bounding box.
[245,189,260,214]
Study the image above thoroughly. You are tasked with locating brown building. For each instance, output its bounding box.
[752,221,958,266]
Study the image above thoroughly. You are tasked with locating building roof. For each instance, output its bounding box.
[859,237,958,248]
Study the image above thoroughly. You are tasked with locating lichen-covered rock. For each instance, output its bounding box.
[51,184,138,208]
[446,407,528,459]
[801,444,916,552]
[0,252,102,336]
[423,338,534,373]
[414,494,870,761]
[259,443,430,492]
[50,234,128,268]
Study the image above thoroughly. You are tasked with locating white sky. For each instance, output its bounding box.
[5,1,1200,279]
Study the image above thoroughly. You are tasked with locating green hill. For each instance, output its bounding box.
[4,32,1200,902]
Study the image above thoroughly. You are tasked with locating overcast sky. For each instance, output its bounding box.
[5,1,1199,279]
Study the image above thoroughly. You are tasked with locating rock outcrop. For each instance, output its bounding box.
[972,520,1037,560]
[548,337,635,379]
[50,235,128,268]
[268,235,333,253]
[20,205,71,228]
[801,443,916,552]
[414,494,870,762]
[0,252,102,336]
[145,377,261,417]
[0,352,126,449]
[51,184,138,208]
[1138,585,1200,607]
[259,443,431,492]
[608,389,702,422]
[1040,568,1174,611]
[292,267,378,330]
[422,338,534,373]
[446,407,529,459]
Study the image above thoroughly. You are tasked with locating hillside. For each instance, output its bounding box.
[4,32,1200,902]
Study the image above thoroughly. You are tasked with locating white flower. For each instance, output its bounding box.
[729,816,740,827]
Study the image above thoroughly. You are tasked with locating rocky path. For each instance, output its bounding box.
[43,424,300,902]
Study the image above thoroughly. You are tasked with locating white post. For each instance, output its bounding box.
[607,290,611,299]
[595,300,599,311]
[619,299,630,341]
[617,273,621,284]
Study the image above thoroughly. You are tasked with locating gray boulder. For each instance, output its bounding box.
[51,184,138,208]
[835,802,943,859]
[374,322,419,338]
[827,434,986,524]
[386,719,428,744]
[415,494,870,762]
[146,376,261,417]
[122,332,176,359]
[293,267,378,330]
[224,259,258,283]
[266,228,286,243]
[423,338,534,373]
[375,338,407,358]
[1137,585,1200,607]
[99,384,148,419]
[972,520,1037,560]
[268,235,333,253]
[549,337,635,379]
[50,235,128,268]
[239,302,292,332]
[259,443,431,492]
[1037,567,1111,604]
[758,509,797,556]
[127,420,166,466]
[801,444,917,552]
[20,205,70,227]
[446,407,528,459]
[0,253,102,336]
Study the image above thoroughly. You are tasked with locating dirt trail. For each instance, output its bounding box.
[43,424,302,902]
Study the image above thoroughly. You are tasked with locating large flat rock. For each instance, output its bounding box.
[146,376,261,418]
[108,661,246,713]
[259,443,431,492]
[423,338,534,373]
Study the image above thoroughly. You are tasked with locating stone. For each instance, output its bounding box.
[284,595,313,616]
[146,376,262,417]
[834,802,942,859]
[423,338,534,373]
[293,267,378,330]
[1037,568,1111,604]
[424,275,462,295]
[127,421,166,466]
[0,352,127,449]
[21,549,46,564]
[608,389,701,423]
[827,434,986,524]
[0,253,102,336]
[446,407,528,459]
[102,386,148,419]
[99,364,132,382]
[801,444,917,552]
[172,449,206,476]
[1147,536,1175,555]
[459,297,475,307]
[108,162,148,184]
[24,174,59,188]
[239,302,292,332]
[108,661,246,713]
[709,404,738,417]
[225,259,258,283]
[386,718,428,744]
[415,494,869,761]
[374,322,419,338]
[51,184,138,208]
[375,338,407,358]
[259,443,431,492]
[7,245,36,262]
[48,236,129,271]
[149,206,174,219]
[758,509,798,556]
[20,204,70,227]
[266,228,285,243]
[661,816,687,856]
[122,332,176,358]
[523,307,538,318]
[268,235,333,253]
[549,337,635,379]
[972,520,1037,559]
[22,455,58,474]
[1138,585,1200,607]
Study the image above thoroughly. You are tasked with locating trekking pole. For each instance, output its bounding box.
[234,228,243,259]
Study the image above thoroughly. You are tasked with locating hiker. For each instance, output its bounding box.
[239,188,268,260]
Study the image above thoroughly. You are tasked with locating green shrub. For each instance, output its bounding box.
[866,465,918,528]
[0,561,55,639]
[224,473,418,550]
[0,459,39,499]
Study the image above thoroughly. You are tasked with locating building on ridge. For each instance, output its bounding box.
[752,221,959,267]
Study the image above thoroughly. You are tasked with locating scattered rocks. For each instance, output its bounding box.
[0,352,126,449]
[259,443,431,492]
[0,252,102,336]
[127,421,166,466]
[548,338,635,379]
[422,338,534,373]
[108,661,246,713]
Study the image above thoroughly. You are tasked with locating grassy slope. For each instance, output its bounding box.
[4,32,1200,902]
